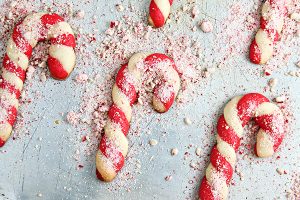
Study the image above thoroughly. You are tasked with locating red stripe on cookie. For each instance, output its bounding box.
[115,64,137,106]
[12,23,32,58]
[149,0,167,28]
[145,53,168,64]
[5,106,18,126]
[40,13,64,26]
[217,115,240,151]
[237,93,269,126]
[51,34,76,48]
[145,53,179,73]
[153,84,175,112]
[249,40,261,64]
[254,114,284,151]
[0,76,21,98]
[47,56,69,80]
[99,135,125,172]
[96,168,105,181]
[3,55,26,82]
[0,100,18,126]
[108,104,130,136]
[0,138,5,147]
[199,177,216,200]
[210,146,233,184]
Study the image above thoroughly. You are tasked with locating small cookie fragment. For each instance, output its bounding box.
[290,13,300,22]
[37,193,43,197]
[165,175,173,181]
[190,162,197,169]
[149,139,158,146]
[276,168,284,175]
[268,78,278,87]
[195,147,201,156]
[296,30,300,37]
[184,117,192,125]
[268,78,278,92]
[75,10,85,19]
[116,4,124,12]
[199,20,213,33]
[275,96,285,103]
[171,148,178,156]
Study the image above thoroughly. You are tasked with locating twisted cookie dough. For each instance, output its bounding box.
[199,93,285,200]
[249,0,286,64]
[95,53,180,182]
[149,0,173,28]
[0,13,76,147]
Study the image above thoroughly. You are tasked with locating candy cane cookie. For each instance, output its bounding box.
[95,53,180,182]
[149,0,173,28]
[0,13,76,147]
[199,93,285,200]
[249,0,286,64]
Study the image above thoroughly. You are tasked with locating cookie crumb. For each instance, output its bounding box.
[290,13,300,22]
[165,175,173,181]
[116,4,124,12]
[184,117,192,125]
[276,168,284,175]
[171,148,178,156]
[296,29,300,37]
[275,96,286,103]
[199,20,213,33]
[75,10,85,19]
[190,162,197,169]
[195,147,201,156]
[149,139,158,146]
[268,78,278,92]
[191,6,198,18]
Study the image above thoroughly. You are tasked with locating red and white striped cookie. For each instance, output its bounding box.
[0,13,76,147]
[199,93,285,200]
[249,0,286,64]
[95,53,180,182]
[149,0,173,28]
